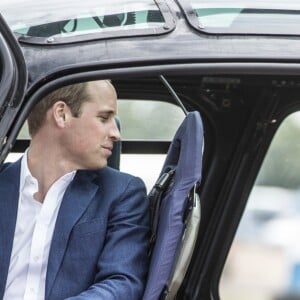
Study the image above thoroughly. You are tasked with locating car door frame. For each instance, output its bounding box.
[0,14,27,163]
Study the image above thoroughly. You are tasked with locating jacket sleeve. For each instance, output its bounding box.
[65,176,150,300]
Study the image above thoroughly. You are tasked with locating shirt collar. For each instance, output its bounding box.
[20,149,34,193]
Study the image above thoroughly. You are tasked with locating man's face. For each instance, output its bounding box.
[62,80,121,170]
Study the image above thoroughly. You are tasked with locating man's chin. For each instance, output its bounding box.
[80,159,108,171]
[95,159,108,170]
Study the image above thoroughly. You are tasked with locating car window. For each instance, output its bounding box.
[220,111,300,299]
[118,99,185,140]
[183,0,300,35]
[1,0,172,44]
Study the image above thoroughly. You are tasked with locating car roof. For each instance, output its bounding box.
[2,0,300,85]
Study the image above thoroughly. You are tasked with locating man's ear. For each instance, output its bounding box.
[52,101,71,128]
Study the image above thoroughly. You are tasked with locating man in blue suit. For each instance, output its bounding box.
[0,80,149,299]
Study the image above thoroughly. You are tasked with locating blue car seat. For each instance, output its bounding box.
[143,111,204,300]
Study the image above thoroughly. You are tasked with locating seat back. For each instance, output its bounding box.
[143,111,204,300]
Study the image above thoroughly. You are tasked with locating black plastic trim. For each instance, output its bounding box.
[12,139,170,154]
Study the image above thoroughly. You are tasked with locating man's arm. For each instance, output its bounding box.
[66,176,150,300]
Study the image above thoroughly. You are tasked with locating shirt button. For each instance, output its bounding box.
[33,256,39,262]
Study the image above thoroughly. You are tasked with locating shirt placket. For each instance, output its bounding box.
[23,184,60,300]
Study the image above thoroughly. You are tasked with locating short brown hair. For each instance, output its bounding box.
[28,82,89,136]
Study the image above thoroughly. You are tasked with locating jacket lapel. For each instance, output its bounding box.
[45,170,99,299]
[0,160,21,298]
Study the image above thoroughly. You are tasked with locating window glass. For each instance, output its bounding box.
[189,0,300,35]
[1,0,165,39]
[220,111,300,299]
[118,100,185,140]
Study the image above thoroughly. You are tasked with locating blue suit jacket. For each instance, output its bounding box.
[0,159,149,299]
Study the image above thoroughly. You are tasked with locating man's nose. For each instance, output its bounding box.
[110,118,121,141]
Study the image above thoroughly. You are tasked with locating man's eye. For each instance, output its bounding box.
[99,116,109,122]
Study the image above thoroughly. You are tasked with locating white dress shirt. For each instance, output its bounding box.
[4,152,76,300]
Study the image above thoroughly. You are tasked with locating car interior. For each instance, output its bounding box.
[2,71,300,299]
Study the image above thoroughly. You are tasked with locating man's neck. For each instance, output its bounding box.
[27,142,76,202]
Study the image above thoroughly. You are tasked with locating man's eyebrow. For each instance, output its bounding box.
[96,110,116,116]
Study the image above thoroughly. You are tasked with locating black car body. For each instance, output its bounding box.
[1,1,300,299]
